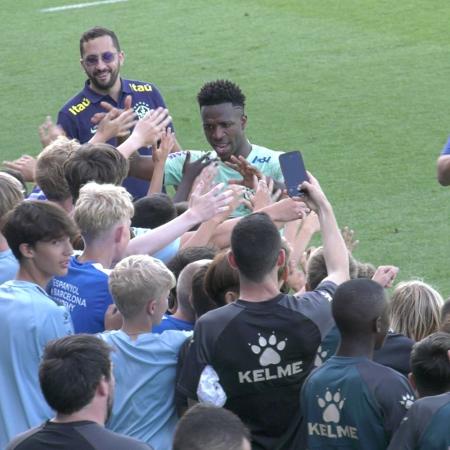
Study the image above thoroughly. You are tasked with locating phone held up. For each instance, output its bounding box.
[278,151,309,197]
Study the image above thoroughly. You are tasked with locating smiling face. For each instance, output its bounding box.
[201,102,248,162]
[80,35,124,93]
[22,236,73,283]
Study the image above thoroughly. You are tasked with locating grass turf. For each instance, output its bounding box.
[2,0,450,295]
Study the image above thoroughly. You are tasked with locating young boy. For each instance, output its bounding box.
[0,201,76,447]
[100,254,191,450]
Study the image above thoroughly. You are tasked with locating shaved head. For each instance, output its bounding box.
[177,259,211,313]
[332,279,388,342]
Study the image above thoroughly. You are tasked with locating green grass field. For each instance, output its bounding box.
[2,0,450,295]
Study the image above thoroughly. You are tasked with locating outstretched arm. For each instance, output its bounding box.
[300,173,349,286]
[126,183,233,256]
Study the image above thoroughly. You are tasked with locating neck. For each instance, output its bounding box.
[88,78,122,103]
[121,316,153,340]
[237,140,252,159]
[238,273,280,302]
[50,198,74,215]
[0,233,9,252]
[336,336,375,359]
[17,263,51,289]
[53,405,105,426]
[172,308,195,323]
[78,239,115,269]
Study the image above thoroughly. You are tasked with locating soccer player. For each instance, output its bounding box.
[129,79,285,215]
[100,254,190,450]
[57,26,180,199]
[299,278,415,450]
[0,201,76,447]
[173,404,251,450]
[387,332,450,450]
[6,335,152,450]
[178,173,349,449]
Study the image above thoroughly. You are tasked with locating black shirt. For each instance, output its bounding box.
[178,281,337,450]
[6,420,153,450]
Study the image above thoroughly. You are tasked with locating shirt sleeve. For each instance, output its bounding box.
[386,405,419,450]
[441,136,450,155]
[57,110,79,140]
[177,320,211,399]
[38,305,74,351]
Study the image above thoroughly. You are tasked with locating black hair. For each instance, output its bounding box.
[173,404,250,450]
[132,194,177,229]
[2,201,78,261]
[332,278,387,338]
[80,26,120,56]
[39,335,112,414]
[231,212,281,282]
[166,246,218,310]
[197,80,246,109]
[410,332,450,397]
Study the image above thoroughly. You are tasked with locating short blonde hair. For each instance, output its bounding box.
[74,182,134,241]
[0,172,24,221]
[390,280,444,341]
[109,254,176,319]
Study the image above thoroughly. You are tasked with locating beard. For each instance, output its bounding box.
[105,389,114,424]
[87,66,120,91]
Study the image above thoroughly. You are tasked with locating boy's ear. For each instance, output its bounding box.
[227,251,238,269]
[114,225,125,244]
[146,299,157,316]
[19,243,34,259]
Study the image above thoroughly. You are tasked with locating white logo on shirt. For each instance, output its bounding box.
[318,389,345,423]
[237,332,303,384]
[400,393,414,410]
[134,101,151,119]
[250,332,287,366]
[314,345,329,368]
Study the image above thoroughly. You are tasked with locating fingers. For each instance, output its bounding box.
[124,95,132,110]
[99,101,115,112]
[90,112,107,125]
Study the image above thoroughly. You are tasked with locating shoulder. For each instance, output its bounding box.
[77,422,152,449]
[58,89,88,115]
[6,423,46,450]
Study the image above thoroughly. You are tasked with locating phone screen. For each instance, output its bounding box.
[278,151,308,197]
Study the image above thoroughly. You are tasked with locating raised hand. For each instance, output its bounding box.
[152,129,175,164]
[188,182,234,223]
[94,108,138,142]
[297,171,328,213]
[3,155,37,182]
[129,107,172,148]
[182,151,215,182]
[372,265,399,288]
[341,226,359,253]
[38,116,65,148]
[226,155,263,188]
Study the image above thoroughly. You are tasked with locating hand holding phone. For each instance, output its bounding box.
[278,151,309,197]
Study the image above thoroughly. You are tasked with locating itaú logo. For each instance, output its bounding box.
[237,332,303,383]
[68,97,91,115]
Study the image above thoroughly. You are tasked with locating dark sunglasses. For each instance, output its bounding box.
[83,51,117,67]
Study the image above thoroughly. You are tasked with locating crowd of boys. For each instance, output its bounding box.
[0,25,449,450]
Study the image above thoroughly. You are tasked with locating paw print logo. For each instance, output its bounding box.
[400,393,414,410]
[134,102,151,119]
[249,332,287,367]
[317,389,345,423]
[314,345,329,367]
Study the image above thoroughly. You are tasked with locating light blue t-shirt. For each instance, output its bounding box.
[0,280,74,448]
[0,248,19,284]
[48,256,112,334]
[99,329,191,450]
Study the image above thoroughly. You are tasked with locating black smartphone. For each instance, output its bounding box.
[278,151,308,197]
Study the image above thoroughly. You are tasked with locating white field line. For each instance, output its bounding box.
[40,0,128,13]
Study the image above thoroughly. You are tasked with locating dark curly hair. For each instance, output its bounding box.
[197,80,246,108]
